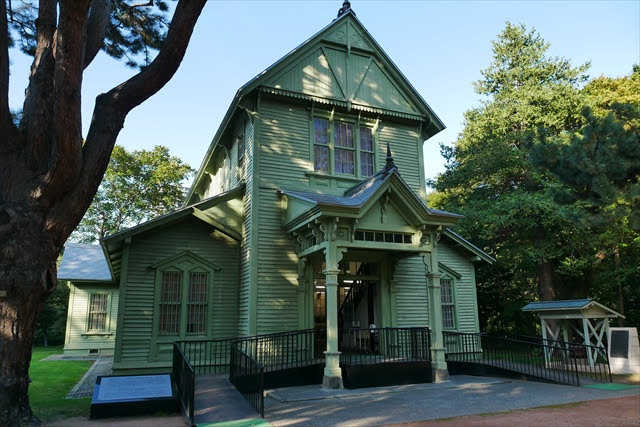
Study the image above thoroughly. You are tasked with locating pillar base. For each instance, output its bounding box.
[432,368,450,383]
[322,375,344,389]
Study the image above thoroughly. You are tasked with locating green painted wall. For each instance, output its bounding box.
[438,241,481,333]
[112,217,239,373]
[63,282,119,356]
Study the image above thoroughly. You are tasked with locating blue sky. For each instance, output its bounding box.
[8,1,640,183]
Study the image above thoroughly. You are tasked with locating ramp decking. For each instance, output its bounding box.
[194,374,260,425]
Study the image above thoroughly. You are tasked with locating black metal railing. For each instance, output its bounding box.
[340,327,432,365]
[172,343,195,425]
[233,329,320,371]
[515,334,612,383]
[176,337,238,375]
[229,345,265,418]
[444,331,581,386]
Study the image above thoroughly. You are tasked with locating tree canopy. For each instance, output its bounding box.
[429,22,639,332]
[73,145,193,243]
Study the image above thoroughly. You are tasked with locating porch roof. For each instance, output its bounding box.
[281,163,461,230]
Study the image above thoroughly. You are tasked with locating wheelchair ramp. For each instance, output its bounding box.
[444,332,612,387]
[194,375,260,425]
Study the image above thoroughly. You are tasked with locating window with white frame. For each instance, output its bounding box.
[87,293,109,332]
[312,116,376,178]
[440,277,455,330]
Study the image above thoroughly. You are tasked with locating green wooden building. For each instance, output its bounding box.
[60,2,494,387]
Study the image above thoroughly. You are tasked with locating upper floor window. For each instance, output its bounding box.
[313,117,376,178]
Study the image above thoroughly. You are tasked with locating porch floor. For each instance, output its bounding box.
[194,374,259,425]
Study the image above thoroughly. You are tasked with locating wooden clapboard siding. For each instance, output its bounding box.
[255,189,298,334]
[394,255,429,327]
[238,118,254,336]
[114,217,239,371]
[378,123,422,195]
[63,282,119,356]
[258,99,311,191]
[438,242,480,333]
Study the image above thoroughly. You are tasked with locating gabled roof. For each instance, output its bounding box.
[58,243,112,282]
[522,299,624,318]
[187,8,445,204]
[102,184,244,280]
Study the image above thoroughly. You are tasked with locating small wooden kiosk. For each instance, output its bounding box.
[522,299,624,367]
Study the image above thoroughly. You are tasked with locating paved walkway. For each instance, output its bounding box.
[263,375,640,426]
[391,395,640,426]
[195,375,260,425]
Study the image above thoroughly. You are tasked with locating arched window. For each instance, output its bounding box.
[152,251,219,340]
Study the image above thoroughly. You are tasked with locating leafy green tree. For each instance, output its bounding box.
[0,2,207,424]
[532,68,640,325]
[35,282,69,347]
[72,145,194,243]
[429,22,589,332]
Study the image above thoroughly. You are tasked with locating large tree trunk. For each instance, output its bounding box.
[0,214,58,425]
[536,259,556,301]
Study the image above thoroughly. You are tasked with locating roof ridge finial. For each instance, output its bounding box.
[337,1,355,18]
[384,142,396,173]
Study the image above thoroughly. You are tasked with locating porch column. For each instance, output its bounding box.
[427,270,448,381]
[322,245,345,389]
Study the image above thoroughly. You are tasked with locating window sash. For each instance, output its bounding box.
[440,278,455,329]
[187,272,208,334]
[159,271,182,335]
[88,293,108,331]
[313,116,375,177]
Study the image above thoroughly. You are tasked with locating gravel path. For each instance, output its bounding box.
[66,357,113,399]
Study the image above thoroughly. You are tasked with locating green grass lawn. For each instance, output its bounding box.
[29,346,93,421]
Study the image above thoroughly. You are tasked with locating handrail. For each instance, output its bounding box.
[443,331,582,386]
[172,343,195,426]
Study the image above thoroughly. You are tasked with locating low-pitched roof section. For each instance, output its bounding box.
[58,243,113,282]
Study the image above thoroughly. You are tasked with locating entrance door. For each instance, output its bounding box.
[312,261,380,356]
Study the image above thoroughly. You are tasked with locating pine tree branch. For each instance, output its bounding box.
[46,0,206,244]
[37,0,91,208]
[20,0,57,172]
[83,0,111,70]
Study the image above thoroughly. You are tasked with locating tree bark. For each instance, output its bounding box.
[536,259,556,301]
[614,245,625,326]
